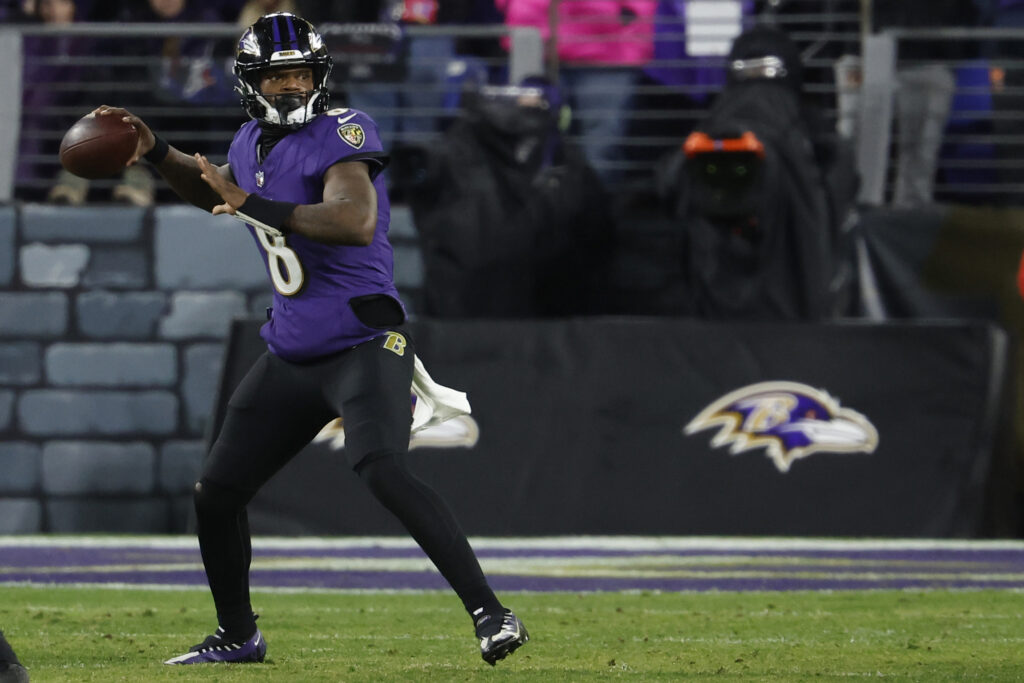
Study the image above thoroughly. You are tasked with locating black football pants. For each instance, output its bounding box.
[194,331,495,636]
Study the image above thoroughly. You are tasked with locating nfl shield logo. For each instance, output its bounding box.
[338,123,365,149]
[255,170,265,188]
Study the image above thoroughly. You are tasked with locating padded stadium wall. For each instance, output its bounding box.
[0,202,1019,537]
[0,204,424,533]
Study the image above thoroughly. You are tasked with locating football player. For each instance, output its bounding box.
[95,12,527,667]
[0,630,28,683]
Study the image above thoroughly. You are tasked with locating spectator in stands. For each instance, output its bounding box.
[883,0,981,206]
[109,0,237,204]
[213,0,248,21]
[645,0,755,102]
[393,76,615,317]
[757,0,860,55]
[758,0,860,111]
[837,0,980,207]
[979,0,1024,200]
[0,0,30,20]
[17,0,94,204]
[71,0,119,20]
[660,25,858,319]
[236,0,296,27]
[981,0,1024,28]
[496,0,656,188]
[333,2,485,151]
[40,0,232,205]
[286,0,351,22]
[632,1,756,173]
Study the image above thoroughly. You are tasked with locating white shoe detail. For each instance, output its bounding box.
[163,628,264,665]
[480,610,529,664]
[164,651,202,665]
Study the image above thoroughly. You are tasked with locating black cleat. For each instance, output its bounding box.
[479,609,529,666]
[0,630,28,683]
[0,663,29,683]
[164,626,266,665]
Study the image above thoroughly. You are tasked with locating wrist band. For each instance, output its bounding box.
[238,194,298,234]
[144,135,169,164]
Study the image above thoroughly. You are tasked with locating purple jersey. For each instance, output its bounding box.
[228,108,404,362]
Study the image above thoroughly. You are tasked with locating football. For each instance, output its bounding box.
[59,111,139,179]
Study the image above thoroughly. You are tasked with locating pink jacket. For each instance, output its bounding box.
[497,0,655,65]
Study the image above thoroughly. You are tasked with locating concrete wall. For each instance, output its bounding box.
[0,203,423,533]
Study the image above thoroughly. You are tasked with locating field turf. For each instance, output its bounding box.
[2,585,1024,681]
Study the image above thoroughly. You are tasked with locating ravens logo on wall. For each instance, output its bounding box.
[684,381,879,473]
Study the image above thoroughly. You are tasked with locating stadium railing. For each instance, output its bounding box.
[858,26,1024,206]
[0,21,543,204]
[7,6,1021,207]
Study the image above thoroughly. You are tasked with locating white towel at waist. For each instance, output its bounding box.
[411,354,472,433]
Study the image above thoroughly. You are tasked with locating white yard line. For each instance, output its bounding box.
[2,535,1024,551]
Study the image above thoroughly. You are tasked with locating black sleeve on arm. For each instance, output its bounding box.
[238,195,298,233]
[328,152,390,181]
[144,135,170,164]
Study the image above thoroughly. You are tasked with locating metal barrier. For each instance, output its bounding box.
[11,4,1018,207]
[857,27,1024,206]
[6,21,542,203]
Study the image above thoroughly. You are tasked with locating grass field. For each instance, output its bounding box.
[3,585,1024,681]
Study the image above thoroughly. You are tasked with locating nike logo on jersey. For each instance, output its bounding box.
[337,112,358,124]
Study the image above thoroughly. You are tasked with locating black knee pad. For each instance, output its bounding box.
[193,478,253,518]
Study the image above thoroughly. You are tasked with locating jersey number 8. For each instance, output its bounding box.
[256,229,304,296]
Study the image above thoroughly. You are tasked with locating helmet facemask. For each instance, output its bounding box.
[236,69,329,129]
[234,12,333,130]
